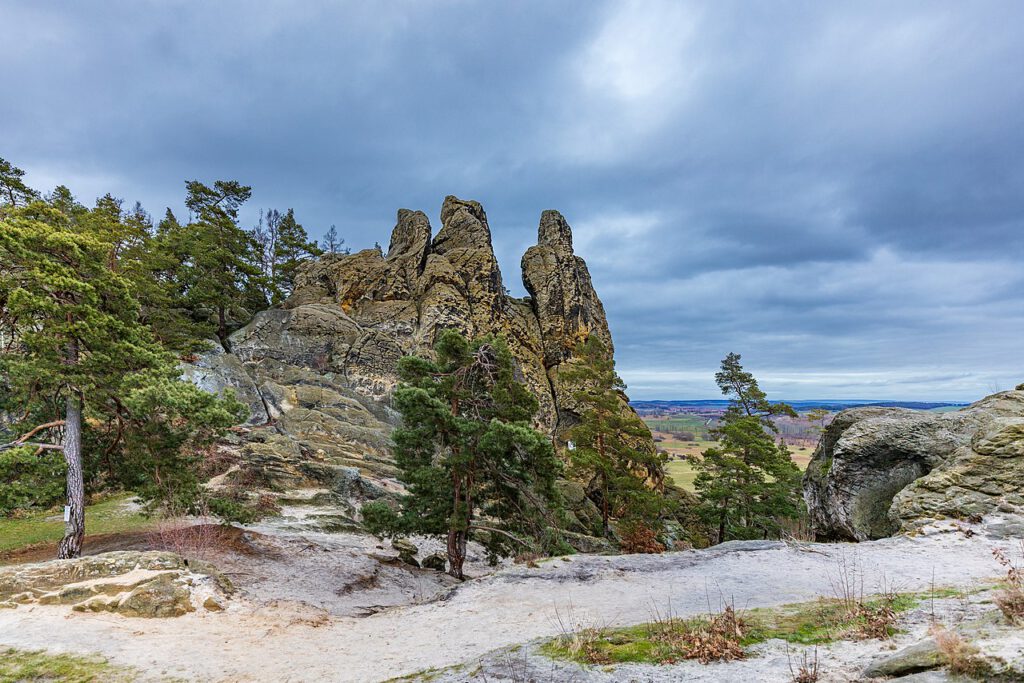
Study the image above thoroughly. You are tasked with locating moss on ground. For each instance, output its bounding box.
[0,647,136,682]
[541,591,946,666]
[0,495,154,555]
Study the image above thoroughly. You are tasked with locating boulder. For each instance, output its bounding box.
[180,340,268,425]
[392,539,419,567]
[0,551,228,618]
[803,389,1024,541]
[421,553,447,572]
[863,638,942,677]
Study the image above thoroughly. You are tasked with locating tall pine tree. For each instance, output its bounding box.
[690,353,804,543]
[562,335,668,540]
[0,186,243,557]
[362,330,565,579]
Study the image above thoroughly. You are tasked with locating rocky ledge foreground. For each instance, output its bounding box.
[0,518,1020,682]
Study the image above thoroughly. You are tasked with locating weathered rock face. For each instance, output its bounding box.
[184,196,654,507]
[0,551,230,617]
[803,389,1024,541]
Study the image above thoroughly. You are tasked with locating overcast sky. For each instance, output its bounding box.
[3,1,1022,401]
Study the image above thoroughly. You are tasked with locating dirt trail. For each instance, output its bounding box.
[0,524,1010,682]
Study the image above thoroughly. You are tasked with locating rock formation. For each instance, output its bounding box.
[803,388,1024,541]
[185,196,655,520]
[0,551,230,617]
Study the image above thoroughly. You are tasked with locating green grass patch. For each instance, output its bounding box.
[662,439,813,492]
[541,592,931,667]
[0,647,136,682]
[0,495,154,555]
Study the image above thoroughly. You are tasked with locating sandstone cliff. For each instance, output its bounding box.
[185,196,655,522]
[803,387,1024,541]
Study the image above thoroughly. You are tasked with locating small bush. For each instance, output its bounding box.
[788,645,820,683]
[931,626,993,678]
[619,521,666,554]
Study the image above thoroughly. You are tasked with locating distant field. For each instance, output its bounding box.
[648,423,815,492]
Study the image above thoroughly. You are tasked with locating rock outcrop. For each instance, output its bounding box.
[0,551,230,617]
[803,388,1024,541]
[184,196,654,515]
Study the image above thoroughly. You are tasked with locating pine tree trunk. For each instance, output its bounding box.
[447,528,466,580]
[717,497,729,544]
[57,392,85,559]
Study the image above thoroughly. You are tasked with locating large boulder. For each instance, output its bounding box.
[803,389,1024,541]
[180,341,268,425]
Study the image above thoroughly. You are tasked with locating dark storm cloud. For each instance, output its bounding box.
[3,0,1023,400]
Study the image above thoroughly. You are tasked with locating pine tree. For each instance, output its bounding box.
[0,191,243,557]
[0,157,38,207]
[0,199,164,557]
[162,180,265,342]
[324,224,345,254]
[362,330,565,579]
[561,335,668,539]
[690,353,804,543]
[253,208,322,305]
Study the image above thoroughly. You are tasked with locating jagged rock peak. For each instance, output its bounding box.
[522,210,613,365]
[538,209,574,253]
[432,195,492,254]
[386,209,431,263]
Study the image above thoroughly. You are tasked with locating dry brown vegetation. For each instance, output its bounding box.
[930,625,992,678]
[993,542,1024,624]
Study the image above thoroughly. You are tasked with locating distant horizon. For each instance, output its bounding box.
[628,397,971,405]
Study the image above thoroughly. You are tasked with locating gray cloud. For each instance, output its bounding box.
[3,0,1022,400]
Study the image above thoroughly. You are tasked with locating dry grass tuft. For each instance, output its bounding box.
[930,625,992,678]
[993,542,1024,624]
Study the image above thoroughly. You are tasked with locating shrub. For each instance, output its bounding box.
[619,521,666,554]
[0,447,66,515]
[931,626,992,678]
[993,543,1024,624]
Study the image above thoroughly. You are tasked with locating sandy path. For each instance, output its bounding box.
[0,528,1008,682]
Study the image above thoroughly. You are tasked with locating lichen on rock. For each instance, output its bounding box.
[0,551,229,618]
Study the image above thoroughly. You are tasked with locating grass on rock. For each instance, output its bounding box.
[541,592,931,667]
[0,647,136,683]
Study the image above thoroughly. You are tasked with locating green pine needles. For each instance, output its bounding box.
[562,336,671,544]
[690,353,806,543]
[362,330,567,579]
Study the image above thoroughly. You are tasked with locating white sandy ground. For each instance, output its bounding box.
[0,519,1017,683]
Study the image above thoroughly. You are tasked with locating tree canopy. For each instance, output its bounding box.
[362,330,566,578]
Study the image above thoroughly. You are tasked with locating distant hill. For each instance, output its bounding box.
[631,399,969,413]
